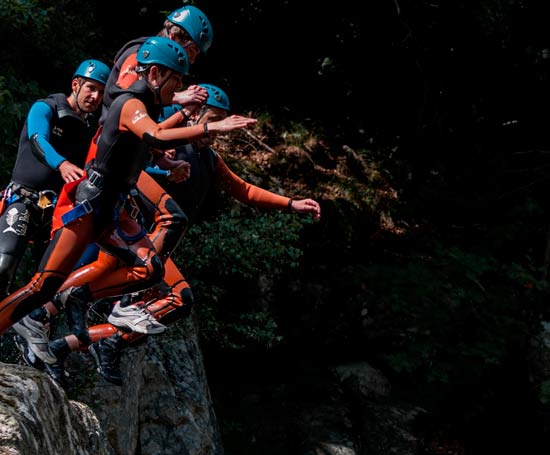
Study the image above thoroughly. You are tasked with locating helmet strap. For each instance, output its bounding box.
[147,67,172,104]
[71,80,85,115]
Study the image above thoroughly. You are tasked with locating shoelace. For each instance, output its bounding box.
[126,305,158,325]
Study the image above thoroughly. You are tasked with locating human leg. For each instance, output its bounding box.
[6,217,94,361]
[1,216,94,333]
[0,200,42,297]
[37,213,164,346]
[135,171,188,262]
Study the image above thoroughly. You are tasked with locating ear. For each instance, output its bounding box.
[71,78,80,94]
[148,65,161,85]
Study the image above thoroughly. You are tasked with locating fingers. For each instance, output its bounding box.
[293,199,321,220]
[220,115,257,131]
[173,86,208,107]
[168,162,191,183]
[59,162,83,183]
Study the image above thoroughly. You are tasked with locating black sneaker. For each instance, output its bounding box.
[44,360,69,388]
[89,338,123,386]
[44,338,72,388]
[14,335,45,371]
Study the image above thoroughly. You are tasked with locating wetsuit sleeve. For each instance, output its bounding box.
[145,165,170,177]
[213,154,291,209]
[27,100,66,170]
[120,98,205,149]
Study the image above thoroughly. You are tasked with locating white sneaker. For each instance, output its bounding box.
[107,301,166,334]
[13,316,57,364]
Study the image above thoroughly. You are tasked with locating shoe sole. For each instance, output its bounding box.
[107,315,166,334]
[13,324,57,364]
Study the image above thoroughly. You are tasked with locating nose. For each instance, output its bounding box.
[185,47,199,64]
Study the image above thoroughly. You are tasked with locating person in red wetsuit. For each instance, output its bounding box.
[25,84,319,386]
[2,38,256,367]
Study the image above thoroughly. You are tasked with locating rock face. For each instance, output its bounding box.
[75,316,223,455]
[0,320,425,455]
[0,362,112,455]
[0,315,223,455]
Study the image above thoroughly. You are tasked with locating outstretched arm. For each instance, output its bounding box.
[214,154,321,219]
[120,99,257,149]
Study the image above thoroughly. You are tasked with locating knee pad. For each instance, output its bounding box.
[160,287,194,325]
[149,254,164,285]
[180,287,194,311]
[164,198,188,231]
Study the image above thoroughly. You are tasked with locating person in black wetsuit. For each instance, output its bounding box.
[0,59,110,301]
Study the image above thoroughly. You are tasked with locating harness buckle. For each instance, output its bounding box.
[87,169,104,188]
[82,199,93,214]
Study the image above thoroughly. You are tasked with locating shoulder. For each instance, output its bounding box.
[29,97,57,117]
[114,36,148,63]
[38,93,65,108]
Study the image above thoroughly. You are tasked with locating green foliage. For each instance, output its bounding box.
[173,208,308,350]
[0,0,50,33]
[0,74,44,184]
[180,209,305,280]
[0,0,103,81]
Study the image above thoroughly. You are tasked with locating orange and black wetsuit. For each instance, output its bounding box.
[0,80,207,339]
[99,36,147,125]
[85,142,292,346]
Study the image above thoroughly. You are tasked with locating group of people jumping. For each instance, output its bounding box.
[0,5,321,387]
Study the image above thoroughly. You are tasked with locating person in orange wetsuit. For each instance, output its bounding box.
[3,38,256,366]
[22,84,320,386]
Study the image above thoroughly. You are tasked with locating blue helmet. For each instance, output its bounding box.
[159,104,182,122]
[73,59,110,85]
[167,5,213,54]
[137,36,189,75]
[198,84,230,111]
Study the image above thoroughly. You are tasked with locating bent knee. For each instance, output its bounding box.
[164,198,188,232]
[144,254,164,286]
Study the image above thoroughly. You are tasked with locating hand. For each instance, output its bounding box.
[172,85,208,109]
[164,149,176,160]
[209,115,257,133]
[58,160,84,183]
[167,160,191,183]
[290,198,321,220]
